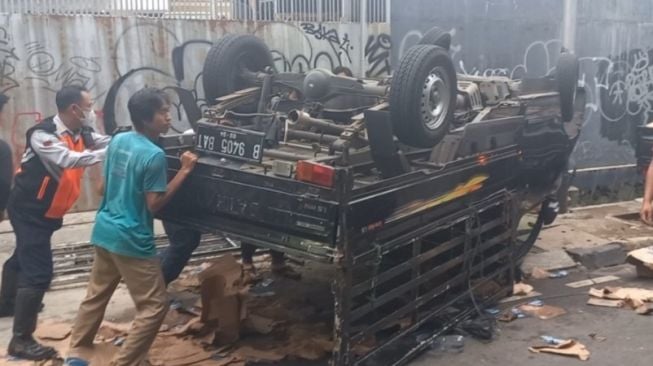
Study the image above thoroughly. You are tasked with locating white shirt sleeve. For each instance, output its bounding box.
[31,130,105,169]
[91,132,111,150]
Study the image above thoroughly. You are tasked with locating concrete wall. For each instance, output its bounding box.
[0,14,390,211]
[391,0,653,176]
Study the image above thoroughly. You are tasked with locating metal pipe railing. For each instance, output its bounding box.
[0,0,390,22]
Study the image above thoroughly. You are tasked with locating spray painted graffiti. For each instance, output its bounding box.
[268,23,357,73]
[396,25,651,166]
[365,34,391,78]
[300,22,353,65]
[0,27,20,93]
[24,41,103,94]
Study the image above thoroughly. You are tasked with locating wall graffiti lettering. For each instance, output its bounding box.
[364,34,391,78]
[23,41,102,94]
[0,27,20,93]
[300,22,353,63]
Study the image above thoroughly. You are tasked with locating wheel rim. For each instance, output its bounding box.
[421,67,451,131]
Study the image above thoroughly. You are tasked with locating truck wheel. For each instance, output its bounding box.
[390,45,457,148]
[202,34,274,105]
[556,53,579,122]
[418,26,452,51]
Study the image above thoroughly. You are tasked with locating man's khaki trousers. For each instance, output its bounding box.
[68,246,168,366]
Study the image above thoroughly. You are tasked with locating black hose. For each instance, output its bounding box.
[255,74,273,129]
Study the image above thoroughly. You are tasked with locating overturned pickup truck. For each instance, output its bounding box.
[159,29,584,366]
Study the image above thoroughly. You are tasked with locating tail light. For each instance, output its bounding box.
[296,161,335,188]
[477,154,489,166]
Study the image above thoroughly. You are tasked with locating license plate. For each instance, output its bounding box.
[196,123,265,163]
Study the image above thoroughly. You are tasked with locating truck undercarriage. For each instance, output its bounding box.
[157,28,585,365]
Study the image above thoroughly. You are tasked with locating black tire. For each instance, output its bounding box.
[418,26,452,51]
[515,210,544,262]
[390,45,457,148]
[202,34,274,105]
[556,53,579,122]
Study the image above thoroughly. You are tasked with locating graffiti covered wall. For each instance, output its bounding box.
[0,15,390,211]
[391,0,653,174]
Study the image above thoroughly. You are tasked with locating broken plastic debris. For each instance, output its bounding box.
[432,335,465,353]
[540,335,565,345]
[518,304,567,320]
[512,308,526,318]
[549,270,569,278]
[528,267,567,280]
[261,278,274,287]
[484,308,501,315]
[528,299,544,307]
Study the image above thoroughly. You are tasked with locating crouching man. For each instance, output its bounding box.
[65,88,198,366]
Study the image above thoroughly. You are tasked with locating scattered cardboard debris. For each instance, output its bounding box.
[234,346,285,362]
[517,304,567,320]
[586,298,625,308]
[24,258,338,366]
[627,246,653,278]
[531,267,553,280]
[588,286,653,314]
[565,275,620,288]
[513,283,534,296]
[589,287,653,308]
[529,339,590,361]
[161,309,195,332]
[35,321,72,341]
[635,303,653,315]
[200,255,248,345]
[150,336,214,365]
[96,321,131,342]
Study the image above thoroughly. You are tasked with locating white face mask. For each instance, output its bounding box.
[82,109,97,127]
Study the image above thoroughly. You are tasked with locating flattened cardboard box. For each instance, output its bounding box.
[199,255,248,344]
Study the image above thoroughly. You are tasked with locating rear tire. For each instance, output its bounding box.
[556,53,579,122]
[418,26,452,51]
[390,45,457,148]
[202,34,274,106]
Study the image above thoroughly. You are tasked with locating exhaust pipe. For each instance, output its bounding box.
[287,110,347,134]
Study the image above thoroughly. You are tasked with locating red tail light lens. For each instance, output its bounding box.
[296,161,335,187]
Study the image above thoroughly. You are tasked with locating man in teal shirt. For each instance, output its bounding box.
[65,88,198,366]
